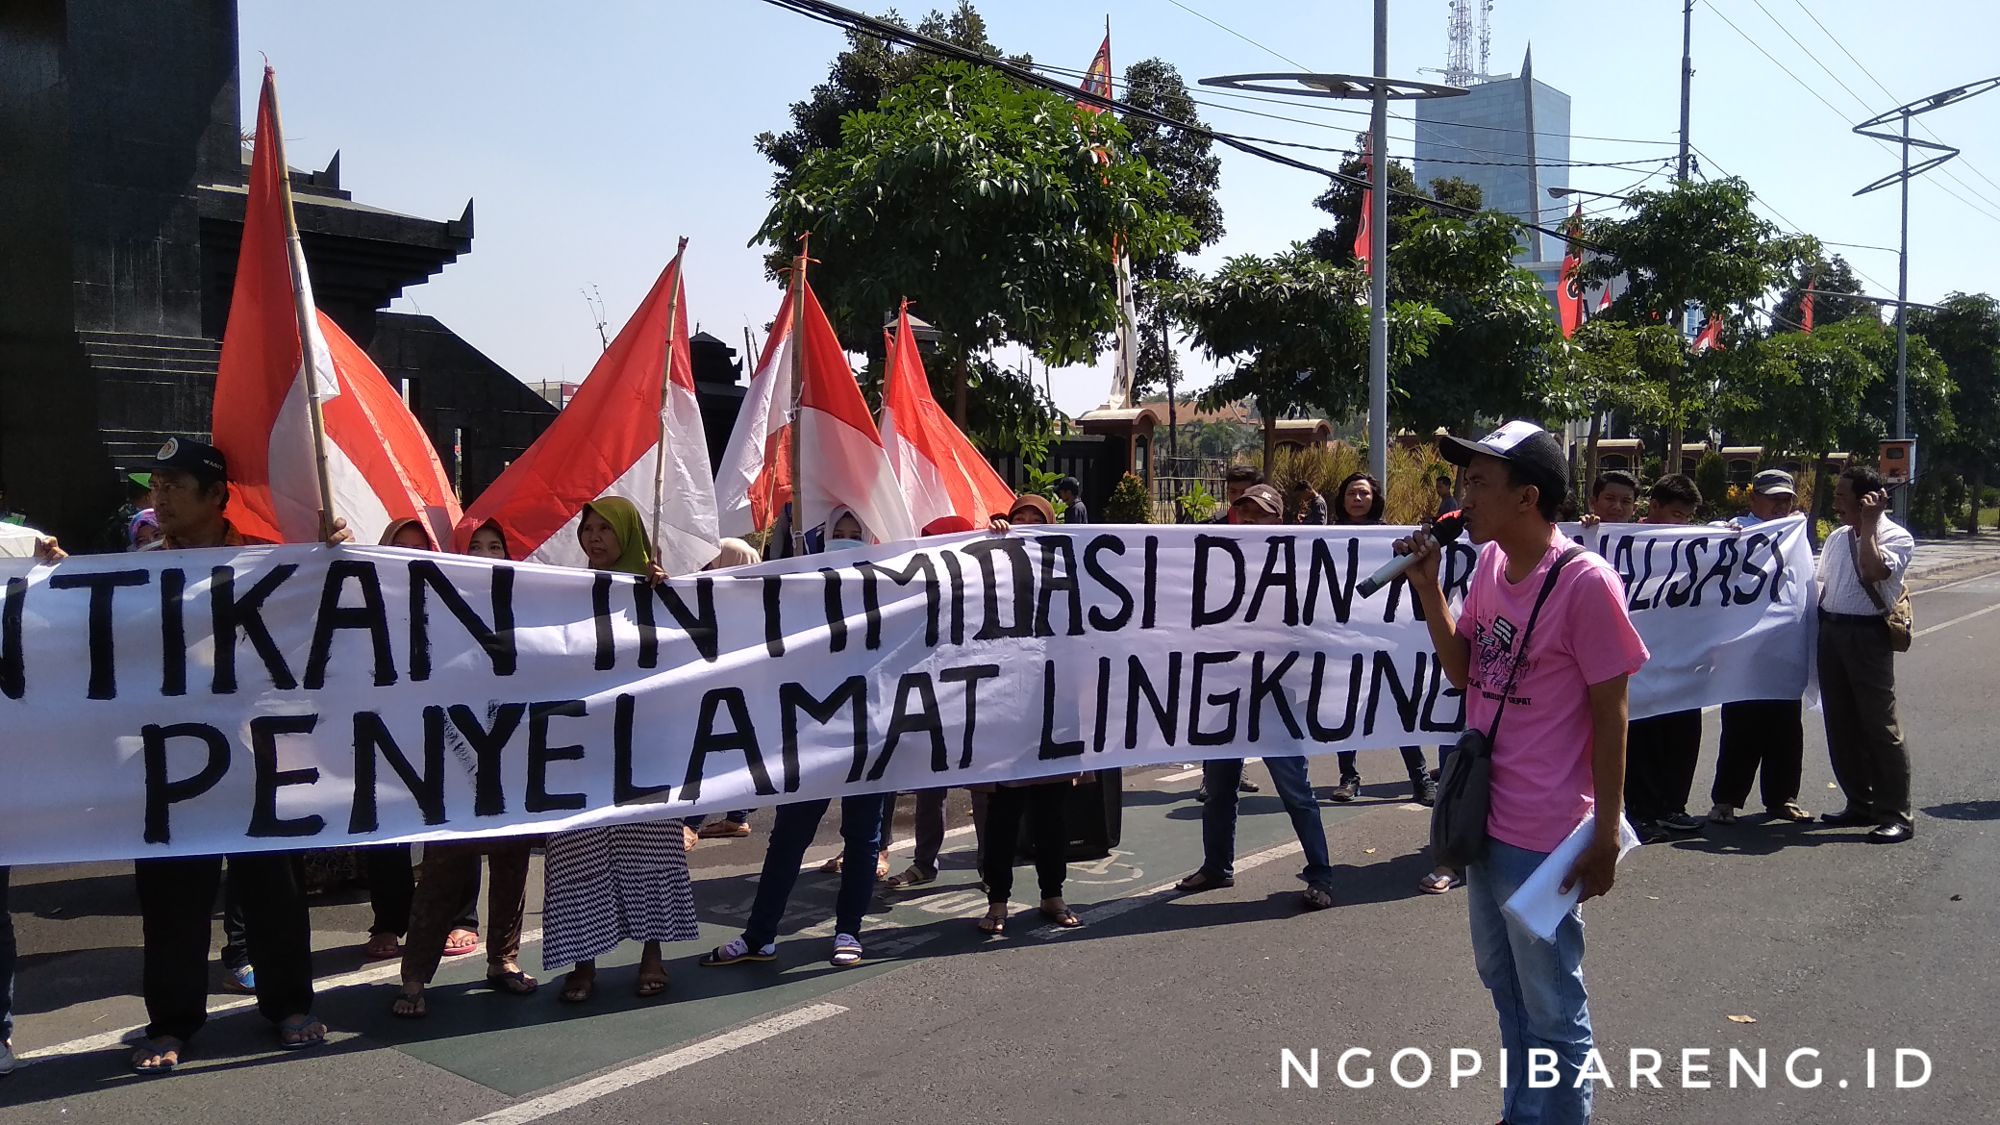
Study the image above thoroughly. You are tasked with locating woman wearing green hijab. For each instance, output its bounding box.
[541,497,699,1004]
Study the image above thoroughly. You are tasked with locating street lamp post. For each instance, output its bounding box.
[1203,15,1464,487]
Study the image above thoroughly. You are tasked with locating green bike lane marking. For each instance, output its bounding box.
[347,773,1417,1097]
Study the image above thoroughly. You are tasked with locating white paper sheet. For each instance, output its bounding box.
[1502,812,1643,941]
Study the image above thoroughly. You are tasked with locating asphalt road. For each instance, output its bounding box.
[4,550,1999,1124]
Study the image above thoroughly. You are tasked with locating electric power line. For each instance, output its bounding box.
[1690,142,1897,294]
[1789,0,2000,198]
[1699,0,2000,225]
[1161,0,1310,73]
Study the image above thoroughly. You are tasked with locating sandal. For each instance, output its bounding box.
[484,969,539,995]
[820,854,845,874]
[874,852,890,879]
[1300,884,1336,911]
[1038,901,1082,929]
[830,933,864,967]
[1418,870,1463,895]
[635,970,670,999]
[442,928,479,957]
[976,907,1007,935]
[362,931,402,960]
[700,938,776,966]
[389,989,428,1019]
[1174,869,1234,893]
[277,1015,327,1050]
[559,969,596,1004]
[131,1036,187,1074]
[885,864,936,890]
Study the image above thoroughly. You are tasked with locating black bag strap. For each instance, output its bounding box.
[1483,545,1587,744]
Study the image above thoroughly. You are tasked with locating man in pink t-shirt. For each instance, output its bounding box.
[1399,421,1648,1125]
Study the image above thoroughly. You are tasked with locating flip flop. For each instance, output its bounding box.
[276,1015,327,1050]
[362,932,402,960]
[442,928,479,957]
[389,991,427,1020]
[976,910,1007,935]
[131,1036,187,1075]
[885,865,936,890]
[483,969,539,996]
[635,971,670,999]
[1418,871,1463,895]
[1038,903,1082,929]
[559,971,595,1004]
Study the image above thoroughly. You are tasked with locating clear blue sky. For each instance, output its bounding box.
[240,0,2000,418]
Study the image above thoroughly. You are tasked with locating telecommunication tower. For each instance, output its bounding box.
[1443,0,1494,87]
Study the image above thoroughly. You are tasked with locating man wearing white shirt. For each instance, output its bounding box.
[1815,465,1917,843]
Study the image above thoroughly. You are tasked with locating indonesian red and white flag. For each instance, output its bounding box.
[213,67,460,548]
[1691,312,1727,355]
[1556,205,1586,339]
[715,273,916,545]
[459,244,718,572]
[1353,133,1375,272]
[879,303,1016,529]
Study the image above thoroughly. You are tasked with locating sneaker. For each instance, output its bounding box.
[1237,777,1260,794]
[221,963,256,994]
[0,1038,16,1077]
[697,819,751,840]
[1328,775,1361,803]
[1635,820,1673,845]
[1194,785,1208,803]
[1707,803,1737,825]
[1411,775,1438,807]
[1659,812,1705,834]
[1766,802,1814,822]
[699,937,776,966]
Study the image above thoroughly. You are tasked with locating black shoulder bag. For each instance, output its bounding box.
[1430,545,1586,869]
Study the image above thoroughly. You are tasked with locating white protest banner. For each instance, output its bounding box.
[0,520,1811,864]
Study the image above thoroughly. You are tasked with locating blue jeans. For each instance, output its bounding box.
[1,866,14,1042]
[1200,758,1334,887]
[1466,840,1595,1125]
[743,795,888,948]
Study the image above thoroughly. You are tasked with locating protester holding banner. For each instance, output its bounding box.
[702,512,891,967]
[692,538,765,842]
[1816,465,1917,844]
[1176,485,1338,911]
[1708,471,1815,825]
[541,498,699,1003]
[1624,473,1707,844]
[1585,470,1639,526]
[131,438,336,1072]
[1398,421,1648,1125]
[1329,472,1434,807]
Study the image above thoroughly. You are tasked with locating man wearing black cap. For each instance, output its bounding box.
[1055,477,1089,525]
[1708,470,1814,825]
[129,437,345,1073]
[1396,421,1648,1125]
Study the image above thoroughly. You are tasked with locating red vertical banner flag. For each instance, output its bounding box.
[1077,22,1138,408]
[1557,204,1587,339]
[1691,312,1726,354]
[1353,133,1374,272]
[1801,278,1817,334]
[1079,29,1113,114]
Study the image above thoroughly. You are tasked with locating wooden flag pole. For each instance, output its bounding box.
[649,237,690,561]
[788,238,811,557]
[262,67,340,543]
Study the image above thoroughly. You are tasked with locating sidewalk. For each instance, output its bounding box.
[1909,532,2000,585]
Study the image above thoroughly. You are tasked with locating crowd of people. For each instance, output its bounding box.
[0,423,1917,1125]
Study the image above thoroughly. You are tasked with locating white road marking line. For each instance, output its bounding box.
[1910,566,2000,596]
[1032,838,1306,939]
[22,928,545,1061]
[1914,601,2000,638]
[884,822,977,856]
[458,1002,847,1125]
[1156,767,1204,783]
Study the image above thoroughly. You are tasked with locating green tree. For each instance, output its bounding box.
[1559,320,1680,483]
[756,61,1192,455]
[1305,145,1486,264]
[1155,246,1447,473]
[755,2,1019,197]
[1771,253,1878,332]
[1387,211,1566,434]
[1578,177,1810,470]
[1119,57,1224,457]
[1909,293,2000,532]
[1711,320,1884,456]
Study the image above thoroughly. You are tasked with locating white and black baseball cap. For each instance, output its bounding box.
[1438,421,1570,500]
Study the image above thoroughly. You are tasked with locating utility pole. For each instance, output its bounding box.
[1852,74,2000,523]
[1678,0,1694,182]
[1367,0,1390,487]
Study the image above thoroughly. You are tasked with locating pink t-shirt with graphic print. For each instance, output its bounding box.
[1456,531,1649,853]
